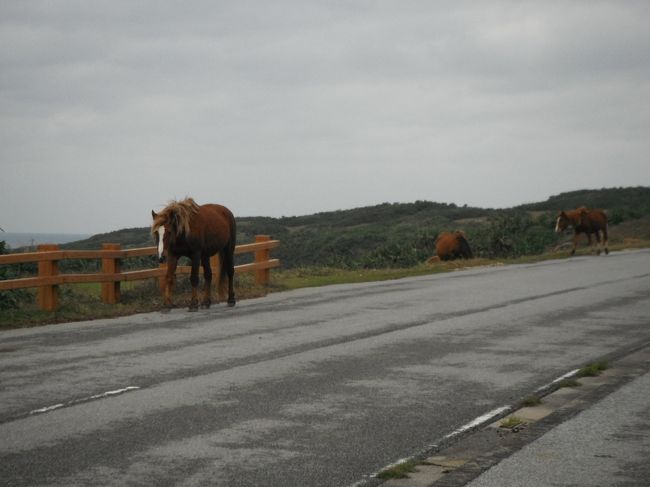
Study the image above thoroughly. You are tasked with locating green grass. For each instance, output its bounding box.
[557,378,581,388]
[576,361,609,378]
[0,284,164,328]
[265,241,649,293]
[268,259,496,291]
[500,416,524,429]
[0,275,269,329]
[520,394,542,407]
[376,460,418,479]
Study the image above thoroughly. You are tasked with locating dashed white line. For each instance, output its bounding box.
[87,386,140,401]
[30,403,65,415]
[28,386,141,416]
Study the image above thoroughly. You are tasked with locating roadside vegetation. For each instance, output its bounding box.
[520,394,542,407]
[2,187,650,329]
[376,459,418,480]
[558,378,581,389]
[576,361,609,378]
[555,360,610,390]
[499,416,524,429]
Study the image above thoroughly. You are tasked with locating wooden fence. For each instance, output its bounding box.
[0,235,279,311]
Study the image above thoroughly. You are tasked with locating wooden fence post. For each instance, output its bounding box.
[101,243,121,304]
[37,244,59,311]
[255,235,271,285]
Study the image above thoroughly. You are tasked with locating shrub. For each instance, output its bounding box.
[471,211,556,258]
[0,240,32,310]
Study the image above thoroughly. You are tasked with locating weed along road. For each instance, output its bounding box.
[1,250,649,487]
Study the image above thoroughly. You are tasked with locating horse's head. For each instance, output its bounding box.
[555,211,570,233]
[151,199,199,263]
[151,210,170,263]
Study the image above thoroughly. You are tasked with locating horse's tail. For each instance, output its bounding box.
[216,247,233,302]
[217,215,237,301]
[216,253,228,302]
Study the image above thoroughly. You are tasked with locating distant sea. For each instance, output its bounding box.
[1,232,91,250]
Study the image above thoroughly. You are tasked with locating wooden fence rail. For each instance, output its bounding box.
[0,235,279,311]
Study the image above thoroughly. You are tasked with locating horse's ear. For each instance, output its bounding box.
[151,210,158,220]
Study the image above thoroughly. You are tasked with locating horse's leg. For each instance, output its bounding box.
[603,225,609,255]
[189,254,201,311]
[163,256,178,309]
[571,232,579,255]
[594,231,602,255]
[585,233,595,254]
[201,254,212,309]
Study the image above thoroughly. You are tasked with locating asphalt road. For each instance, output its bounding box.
[1,249,649,487]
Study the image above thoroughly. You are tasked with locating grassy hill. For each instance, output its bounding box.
[518,186,650,223]
[61,186,650,269]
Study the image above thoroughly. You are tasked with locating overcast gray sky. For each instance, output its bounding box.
[1,1,649,234]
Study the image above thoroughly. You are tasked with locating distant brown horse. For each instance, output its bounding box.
[151,198,236,311]
[432,231,474,261]
[555,207,609,256]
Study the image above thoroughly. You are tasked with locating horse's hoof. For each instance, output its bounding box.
[188,306,199,312]
[227,300,236,307]
[201,302,211,309]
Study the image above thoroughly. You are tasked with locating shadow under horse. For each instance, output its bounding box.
[151,198,236,311]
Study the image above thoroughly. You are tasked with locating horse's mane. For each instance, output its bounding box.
[154,197,200,237]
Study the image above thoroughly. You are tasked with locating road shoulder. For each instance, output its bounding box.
[380,342,650,487]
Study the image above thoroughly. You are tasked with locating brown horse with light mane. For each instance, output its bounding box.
[432,231,474,261]
[555,207,609,256]
[151,198,236,311]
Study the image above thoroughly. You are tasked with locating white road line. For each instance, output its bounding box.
[29,386,140,416]
[29,403,65,415]
[550,368,580,384]
[443,405,511,440]
[87,386,140,401]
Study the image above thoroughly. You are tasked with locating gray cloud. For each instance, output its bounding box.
[1,1,649,233]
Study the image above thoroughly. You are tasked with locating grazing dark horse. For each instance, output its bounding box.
[151,198,236,311]
[555,207,609,256]
[433,231,474,261]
